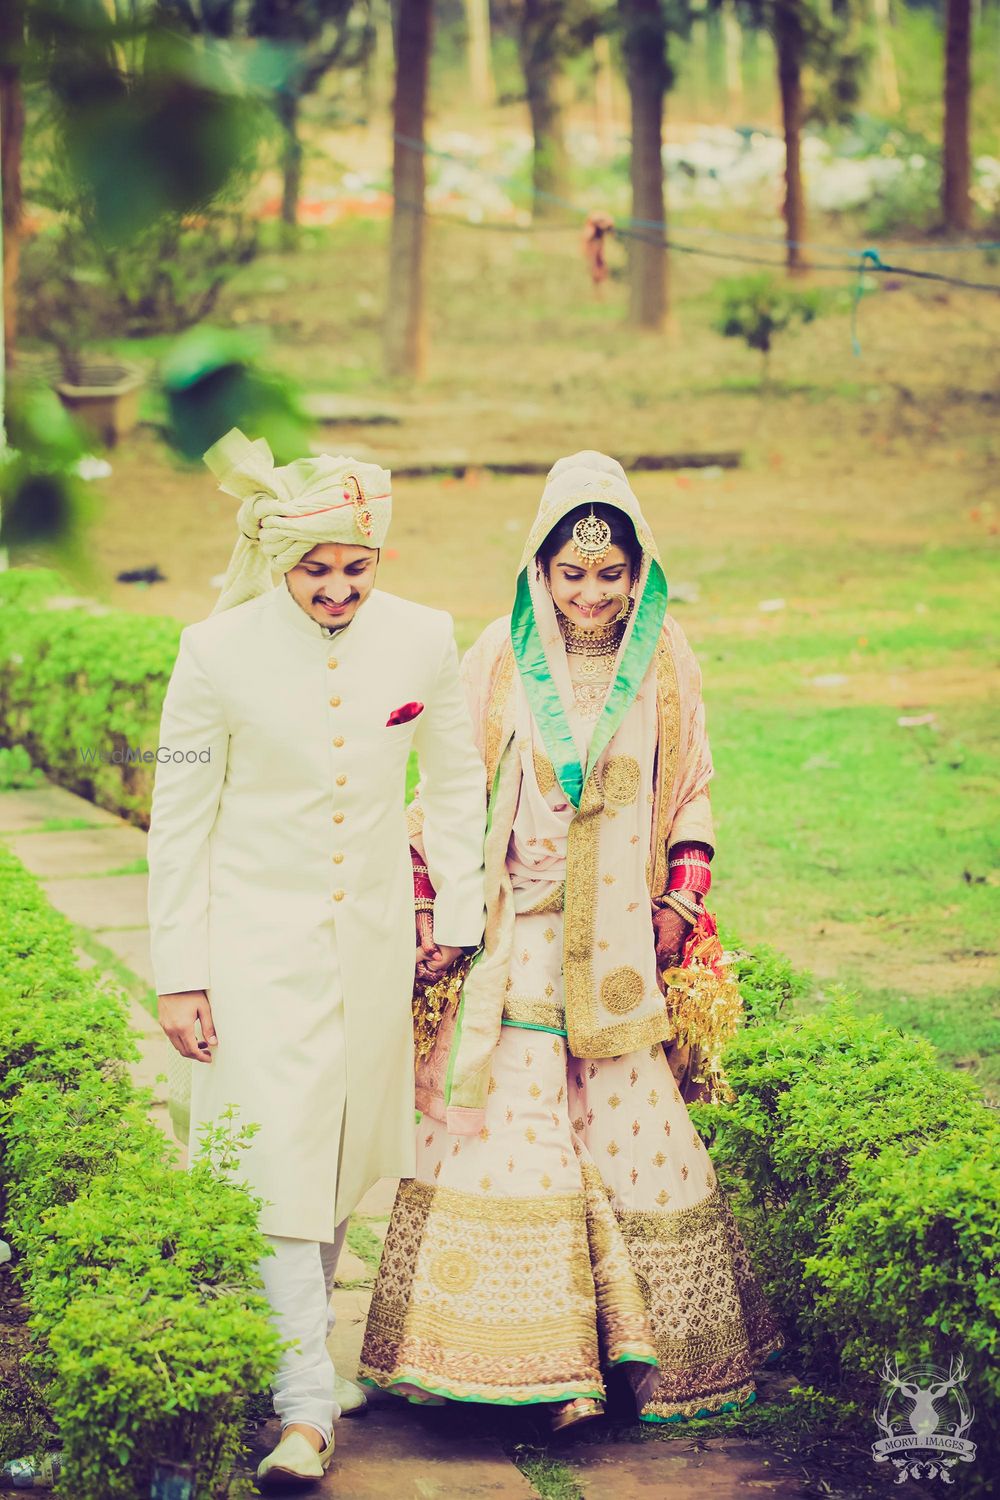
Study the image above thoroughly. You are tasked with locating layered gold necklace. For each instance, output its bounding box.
[558,609,629,676]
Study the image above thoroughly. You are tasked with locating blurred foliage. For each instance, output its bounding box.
[16,1,268,244]
[0,381,97,572]
[159,325,312,463]
[714,272,825,380]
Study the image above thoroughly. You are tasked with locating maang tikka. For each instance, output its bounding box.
[571,508,613,568]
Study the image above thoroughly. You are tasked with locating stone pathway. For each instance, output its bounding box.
[1,778,814,1499]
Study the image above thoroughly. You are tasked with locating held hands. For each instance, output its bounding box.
[416,942,465,981]
[158,990,218,1063]
[414,906,463,980]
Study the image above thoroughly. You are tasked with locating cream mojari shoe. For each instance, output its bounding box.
[335,1373,368,1414]
[257,1428,335,1488]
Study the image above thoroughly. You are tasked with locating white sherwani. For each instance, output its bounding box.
[147,583,486,1242]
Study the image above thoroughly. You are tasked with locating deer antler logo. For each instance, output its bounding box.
[873,1353,976,1483]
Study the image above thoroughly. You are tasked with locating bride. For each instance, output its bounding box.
[359,452,782,1430]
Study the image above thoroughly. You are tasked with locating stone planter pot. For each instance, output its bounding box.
[55,360,145,447]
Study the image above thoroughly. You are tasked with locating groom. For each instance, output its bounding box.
[147,429,486,1487]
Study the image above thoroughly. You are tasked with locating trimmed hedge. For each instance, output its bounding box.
[0,846,281,1499]
[0,568,179,827]
[692,1000,1000,1483]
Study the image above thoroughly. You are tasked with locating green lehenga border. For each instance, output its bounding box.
[639,1389,758,1424]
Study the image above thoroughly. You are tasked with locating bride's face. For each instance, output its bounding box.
[543,541,632,630]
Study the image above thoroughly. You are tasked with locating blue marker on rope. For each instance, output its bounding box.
[851,247,884,356]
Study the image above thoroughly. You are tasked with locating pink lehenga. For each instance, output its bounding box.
[359,456,783,1422]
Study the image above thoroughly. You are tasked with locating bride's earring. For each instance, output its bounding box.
[609,592,632,623]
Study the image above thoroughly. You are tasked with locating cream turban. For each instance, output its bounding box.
[204,427,392,614]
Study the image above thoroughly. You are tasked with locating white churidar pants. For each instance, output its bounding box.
[258,1220,349,1444]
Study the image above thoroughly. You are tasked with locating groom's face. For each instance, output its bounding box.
[286,543,378,627]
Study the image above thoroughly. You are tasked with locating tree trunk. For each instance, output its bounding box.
[384,0,433,379]
[277,90,302,248]
[593,34,616,159]
[721,0,744,117]
[622,0,669,329]
[775,14,807,274]
[0,3,25,371]
[942,0,972,232]
[871,0,900,115]
[519,0,570,218]
[464,0,493,107]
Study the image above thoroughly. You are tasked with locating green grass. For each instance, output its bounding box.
[346,1218,386,1276]
[695,518,999,1093]
[510,1452,584,1500]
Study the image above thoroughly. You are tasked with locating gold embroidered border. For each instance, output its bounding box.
[485,644,516,797]
[404,1179,586,1229]
[361,1363,603,1405]
[641,1378,757,1422]
[642,1315,763,1367]
[649,637,681,897]
[563,650,677,1059]
[518,881,565,916]
[400,1308,594,1353]
[503,995,566,1030]
[616,1185,726,1242]
[563,771,604,1055]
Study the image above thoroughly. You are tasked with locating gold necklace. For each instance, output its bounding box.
[558,612,628,657]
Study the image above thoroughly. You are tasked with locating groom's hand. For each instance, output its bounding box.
[415,943,463,982]
[158,990,219,1063]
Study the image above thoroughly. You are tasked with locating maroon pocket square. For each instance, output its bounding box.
[387,701,424,727]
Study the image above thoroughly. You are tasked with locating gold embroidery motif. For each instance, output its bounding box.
[571,679,612,718]
[532,746,557,796]
[430,1251,479,1293]
[602,754,641,806]
[600,966,645,1015]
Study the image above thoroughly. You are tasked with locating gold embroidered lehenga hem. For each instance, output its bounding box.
[358,1022,782,1413]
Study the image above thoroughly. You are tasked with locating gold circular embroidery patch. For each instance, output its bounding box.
[601,966,645,1015]
[602,754,641,806]
[532,747,557,797]
[429,1250,478,1294]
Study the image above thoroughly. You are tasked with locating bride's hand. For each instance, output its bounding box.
[654,906,689,969]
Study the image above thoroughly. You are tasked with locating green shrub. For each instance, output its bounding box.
[0,569,179,827]
[691,999,999,1480]
[713,274,826,384]
[0,847,281,1498]
[0,745,43,790]
[719,928,809,1025]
